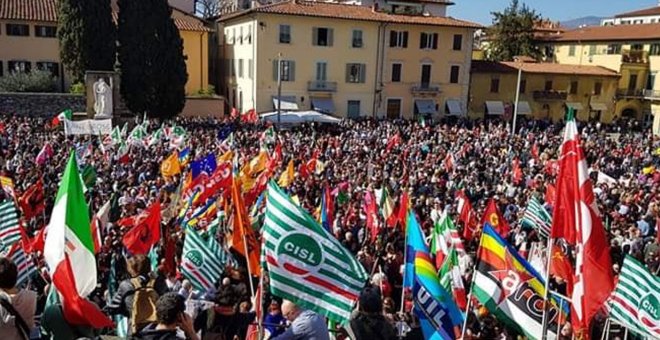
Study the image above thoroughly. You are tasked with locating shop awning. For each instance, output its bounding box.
[590,102,608,111]
[445,99,464,115]
[565,102,584,111]
[415,100,437,114]
[485,101,505,115]
[272,96,299,111]
[311,98,336,114]
[515,101,531,115]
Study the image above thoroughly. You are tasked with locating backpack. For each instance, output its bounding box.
[130,277,159,335]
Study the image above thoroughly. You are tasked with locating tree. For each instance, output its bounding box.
[57,0,116,83]
[487,0,541,62]
[118,0,188,119]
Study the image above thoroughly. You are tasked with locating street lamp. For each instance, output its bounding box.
[511,58,523,136]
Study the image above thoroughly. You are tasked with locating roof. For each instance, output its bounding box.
[0,0,211,32]
[614,5,660,18]
[471,60,620,77]
[539,23,660,43]
[218,0,482,28]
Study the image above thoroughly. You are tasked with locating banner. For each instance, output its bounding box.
[64,119,113,135]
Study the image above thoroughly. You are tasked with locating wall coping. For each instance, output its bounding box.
[0,92,84,97]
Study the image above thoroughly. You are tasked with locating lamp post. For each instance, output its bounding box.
[277,52,282,130]
[511,59,523,136]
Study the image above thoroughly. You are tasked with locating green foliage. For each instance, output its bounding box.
[194,85,216,97]
[0,70,57,93]
[58,0,115,83]
[69,82,85,94]
[118,0,188,119]
[487,0,541,61]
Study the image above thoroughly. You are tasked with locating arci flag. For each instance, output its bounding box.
[263,181,368,324]
[181,227,228,292]
[608,255,660,338]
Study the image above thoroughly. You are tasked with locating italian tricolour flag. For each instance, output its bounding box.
[43,153,113,328]
[51,109,72,126]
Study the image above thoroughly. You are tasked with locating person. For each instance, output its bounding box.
[347,286,397,340]
[271,300,329,340]
[135,292,199,340]
[263,299,286,338]
[0,257,37,339]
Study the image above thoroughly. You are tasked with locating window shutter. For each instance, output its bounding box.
[289,61,295,81]
[273,59,279,81]
[432,33,438,49]
[389,31,397,47]
[327,28,334,46]
[402,32,408,48]
[345,64,351,82]
[312,27,318,46]
[420,33,426,49]
[359,64,366,83]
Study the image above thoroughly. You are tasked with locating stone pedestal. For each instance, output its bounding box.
[85,71,129,121]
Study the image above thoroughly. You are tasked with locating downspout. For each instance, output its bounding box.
[200,31,205,91]
[373,22,388,118]
[252,14,257,110]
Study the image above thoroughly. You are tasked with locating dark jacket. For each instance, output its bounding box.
[133,324,181,340]
[349,313,397,340]
[106,274,169,317]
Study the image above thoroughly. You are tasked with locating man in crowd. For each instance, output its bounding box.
[0,257,37,339]
[272,300,329,340]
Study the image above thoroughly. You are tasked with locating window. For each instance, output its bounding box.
[490,78,500,93]
[647,72,656,90]
[238,59,244,78]
[36,62,59,77]
[594,81,602,95]
[8,60,30,73]
[631,44,644,51]
[545,80,553,91]
[391,63,402,82]
[352,30,363,48]
[453,34,462,51]
[35,25,56,38]
[279,25,291,44]
[346,63,366,83]
[389,30,408,48]
[230,59,235,77]
[419,33,438,49]
[588,45,597,55]
[313,27,333,46]
[570,80,578,94]
[650,44,660,56]
[449,65,460,84]
[519,79,526,94]
[607,44,622,55]
[568,45,576,56]
[239,27,243,44]
[273,60,295,81]
[347,100,361,118]
[315,61,327,81]
[248,59,253,79]
[6,24,29,36]
[0,61,3,77]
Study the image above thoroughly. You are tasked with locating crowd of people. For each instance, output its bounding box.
[0,113,658,339]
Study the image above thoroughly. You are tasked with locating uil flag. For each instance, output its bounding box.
[481,198,510,236]
[551,109,613,333]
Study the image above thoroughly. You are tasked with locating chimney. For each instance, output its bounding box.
[372,2,379,12]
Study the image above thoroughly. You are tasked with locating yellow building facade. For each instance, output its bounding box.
[217,0,480,119]
[470,60,619,122]
[539,23,660,128]
[0,0,210,95]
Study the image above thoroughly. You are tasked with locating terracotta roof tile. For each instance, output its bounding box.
[0,0,57,22]
[614,6,660,18]
[471,60,620,77]
[219,0,482,28]
[540,23,660,43]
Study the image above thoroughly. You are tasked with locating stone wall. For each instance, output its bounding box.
[0,92,85,117]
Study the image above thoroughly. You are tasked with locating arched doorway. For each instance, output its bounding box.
[622,108,637,118]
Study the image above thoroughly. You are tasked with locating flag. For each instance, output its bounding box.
[178,147,191,166]
[375,187,395,226]
[110,126,122,145]
[319,186,334,233]
[473,225,568,340]
[191,153,217,180]
[430,216,449,270]
[43,154,113,328]
[51,109,72,126]
[181,226,229,292]
[512,158,523,184]
[230,177,260,276]
[0,200,20,251]
[444,153,454,173]
[403,211,428,289]
[90,201,111,254]
[438,248,467,311]
[148,126,164,147]
[278,160,295,188]
[550,243,573,295]
[386,134,401,151]
[481,198,510,236]
[36,142,54,166]
[81,165,97,188]
[122,202,161,255]
[396,191,409,232]
[413,249,463,340]
[160,152,182,177]
[18,181,45,220]
[128,124,147,146]
[521,196,552,239]
[364,190,380,242]
[456,190,477,240]
[0,176,15,199]
[545,183,556,206]
[262,181,368,324]
[7,242,36,286]
[551,109,613,332]
[116,141,130,164]
[607,255,660,338]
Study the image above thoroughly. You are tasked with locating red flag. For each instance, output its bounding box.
[30,227,46,254]
[298,162,309,179]
[53,255,114,328]
[550,244,574,296]
[122,202,161,255]
[364,191,379,242]
[550,113,613,333]
[545,183,556,206]
[480,198,510,236]
[397,192,409,232]
[18,181,45,220]
[512,158,523,184]
[444,153,454,172]
[385,134,401,152]
[531,143,539,160]
[324,186,334,228]
[231,178,261,276]
[457,190,477,240]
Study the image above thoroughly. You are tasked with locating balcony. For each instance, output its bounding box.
[644,89,660,100]
[307,81,337,92]
[411,83,441,94]
[622,49,649,64]
[616,88,645,99]
[532,90,567,101]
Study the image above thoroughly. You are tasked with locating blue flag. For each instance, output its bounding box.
[403,210,428,289]
[178,147,191,165]
[217,126,233,141]
[413,274,463,340]
[191,153,217,179]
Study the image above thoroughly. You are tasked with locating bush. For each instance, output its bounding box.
[194,85,216,97]
[0,70,57,93]
[69,82,85,94]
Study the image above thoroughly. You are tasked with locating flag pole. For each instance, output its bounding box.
[540,235,554,339]
[399,225,408,314]
[600,318,610,340]
[461,230,484,340]
[240,215,256,299]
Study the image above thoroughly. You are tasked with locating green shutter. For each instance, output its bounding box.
[359,64,366,83]
[312,27,318,46]
[273,59,278,81]
[345,64,351,83]
[290,61,295,81]
[327,28,334,46]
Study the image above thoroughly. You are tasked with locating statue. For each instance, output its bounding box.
[93,77,113,119]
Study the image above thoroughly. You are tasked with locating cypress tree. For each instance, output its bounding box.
[57,0,85,82]
[118,0,188,119]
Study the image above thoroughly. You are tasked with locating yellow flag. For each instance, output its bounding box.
[249,150,269,175]
[218,150,233,163]
[278,160,295,188]
[161,152,181,177]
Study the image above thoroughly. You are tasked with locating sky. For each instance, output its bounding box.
[448,0,660,25]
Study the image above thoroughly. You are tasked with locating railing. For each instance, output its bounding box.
[307,81,337,92]
[622,49,649,64]
[411,83,441,93]
[616,89,645,98]
[643,89,660,100]
[532,90,567,101]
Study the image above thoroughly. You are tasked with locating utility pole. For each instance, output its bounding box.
[512,60,522,136]
[277,52,282,130]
